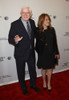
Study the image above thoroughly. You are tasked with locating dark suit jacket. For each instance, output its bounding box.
[8,17,36,60]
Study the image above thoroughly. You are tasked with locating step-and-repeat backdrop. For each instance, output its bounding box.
[0,0,69,86]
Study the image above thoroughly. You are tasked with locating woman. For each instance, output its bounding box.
[36,13,60,92]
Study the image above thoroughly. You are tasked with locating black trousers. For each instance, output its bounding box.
[15,51,36,90]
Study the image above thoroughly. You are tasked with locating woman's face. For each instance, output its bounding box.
[43,16,50,27]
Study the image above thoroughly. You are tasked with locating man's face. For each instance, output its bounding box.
[21,8,31,21]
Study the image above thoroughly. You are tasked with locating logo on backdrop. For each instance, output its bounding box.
[4,16,9,20]
[64,48,69,52]
[62,62,69,67]
[65,0,69,1]
[0,75,11,80]
[66,16,69,20]
[50,15,57,19]
[53,16,56,19]
[64,32,69,36]
[64,32,69,52]
[7,56,11,60]
[0,57,5,62]
[0,38,8,40]
[0,56,12,62]
[0,16,9,20]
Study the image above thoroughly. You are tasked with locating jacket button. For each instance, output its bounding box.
[45,43,48,46]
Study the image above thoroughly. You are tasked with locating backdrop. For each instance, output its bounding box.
[0,0,69,86]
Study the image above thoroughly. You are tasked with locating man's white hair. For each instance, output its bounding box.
[20,7,32,16]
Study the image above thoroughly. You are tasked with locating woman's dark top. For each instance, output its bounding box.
[36,27,59,69]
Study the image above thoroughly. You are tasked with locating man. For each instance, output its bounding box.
[8,7,40,95]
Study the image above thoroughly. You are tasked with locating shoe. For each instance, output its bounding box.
[30,86,40,92]
[48,89,52,92]
[22,88,28,95]
[43,87,47,90]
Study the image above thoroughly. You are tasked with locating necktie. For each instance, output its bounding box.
[26,21,31,39]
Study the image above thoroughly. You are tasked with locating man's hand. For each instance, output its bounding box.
[14,35,23,42]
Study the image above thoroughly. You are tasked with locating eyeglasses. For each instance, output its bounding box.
[22,12,30,15]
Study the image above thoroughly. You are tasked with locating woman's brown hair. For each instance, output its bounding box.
[38,13,52,32]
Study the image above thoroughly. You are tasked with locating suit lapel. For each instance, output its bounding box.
[18,18,34,40]
[18,18,27,33]
[18,18,31,39]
